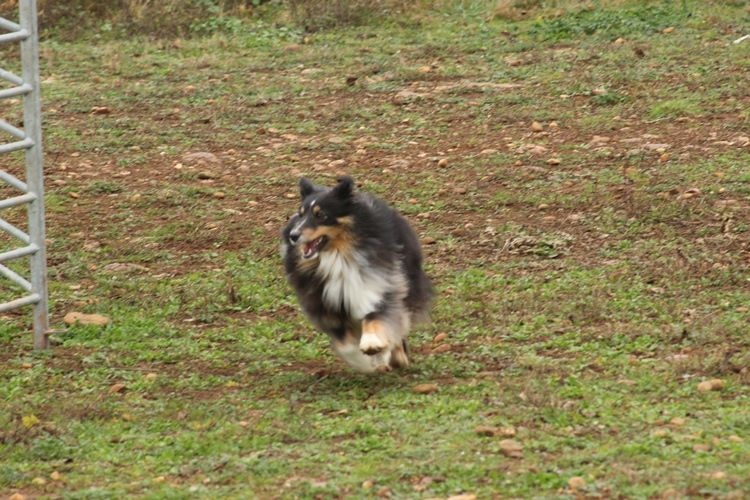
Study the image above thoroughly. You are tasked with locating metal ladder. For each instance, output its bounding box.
[0,0,49,349]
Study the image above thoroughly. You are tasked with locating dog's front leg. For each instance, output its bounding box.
[360,314,392,355]
[331,328,382,374]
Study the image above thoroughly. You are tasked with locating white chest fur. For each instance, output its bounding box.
[316,250,390,320]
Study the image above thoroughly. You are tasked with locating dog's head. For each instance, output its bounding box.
[283,176,355,260]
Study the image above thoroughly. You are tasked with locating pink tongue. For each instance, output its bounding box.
[304,240,318,256]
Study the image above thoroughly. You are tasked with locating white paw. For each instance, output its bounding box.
[360,332,388,355]
[333,341,390,374]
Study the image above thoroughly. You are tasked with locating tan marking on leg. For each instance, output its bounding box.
[360,318,390,355]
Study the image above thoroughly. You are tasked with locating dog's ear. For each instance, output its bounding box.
[332,176,354,200]
[299,177,315,199]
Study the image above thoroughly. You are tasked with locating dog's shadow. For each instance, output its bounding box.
[282,364,421,405]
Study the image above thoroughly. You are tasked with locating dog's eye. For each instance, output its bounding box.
[312,205,326,220]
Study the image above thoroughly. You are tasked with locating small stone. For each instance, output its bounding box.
[422,237,436,245]
[547,157,561,165]
[9,494,27,500]
[499,439,523,458]
[183,151,221,167]
[498,426,516,437]
[592,87,607,95]
[437,158,450,168]
[393,90,424,105]
[145,372,158,381]
[669,417,686,427]
[692,443,711,453]
[376,486,391,497]
[433,332,448,343]
[475,425,498,436]
[711,471,727,480]
[697,378,725,392]
[284,193,296,199]
[50,471,63,481]
[590,135,611,144]
[537,203,549,210]
[531,121,544,132]
[663,26,675,33]
[480,148,498,155]
[568,476,586,490]
[448,495,477,500]
[212,191,226,199]
[614,37,626,44]
[103,262,149,273]
[697,381,714,393]
[63,312,111,326]
[728,435,743,443]
[680,188,701,200]
[708,378,725,390]
[238,420,249,428]
[659,153,670,162]
[362,480,374,490]
[417,65,433,73]
[431,344,452,354]
[197,171,215,180]
[329,159,346,168]
[31,477,47,486]
[548,121,558,128]
[109,383,127,394]
[454,187,468,194]
[413,383,439,394]
[91,106,111,115]
[644,143,670,151]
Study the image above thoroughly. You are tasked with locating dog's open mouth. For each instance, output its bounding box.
[302,236,327,259]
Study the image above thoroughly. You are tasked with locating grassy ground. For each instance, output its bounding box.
[2,0,750,497]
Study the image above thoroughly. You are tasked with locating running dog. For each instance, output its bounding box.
[281,176,433,373]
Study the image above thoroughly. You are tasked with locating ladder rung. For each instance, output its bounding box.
[0,29,29,44]
[0,244,39,263]
[0,262,32,292]
[0,118,26,140]
[0,137,34,154]
[0,192,36,210]
[0,170,28,193]
[0,217,30,243]
[0,17,22,32]
[0,84,32,100]
[0,293,40,313]
[0,68,23,86]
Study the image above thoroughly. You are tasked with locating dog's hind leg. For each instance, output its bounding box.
[389,339,410,369]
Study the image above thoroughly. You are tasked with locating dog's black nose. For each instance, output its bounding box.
[289,231,300,244]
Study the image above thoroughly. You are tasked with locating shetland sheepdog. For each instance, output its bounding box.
[281,176,433,373]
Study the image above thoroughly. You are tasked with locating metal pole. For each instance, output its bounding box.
[20,0,49,349]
